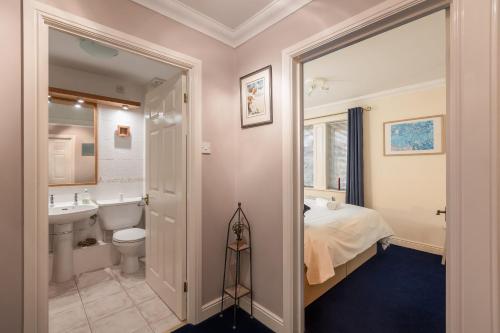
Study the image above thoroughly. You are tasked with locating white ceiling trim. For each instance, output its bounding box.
[131,0,312,48]
[304,79,446,116]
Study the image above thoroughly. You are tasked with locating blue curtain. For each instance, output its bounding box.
[346,107,364,206]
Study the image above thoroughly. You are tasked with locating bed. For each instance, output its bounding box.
[304,198,393,306]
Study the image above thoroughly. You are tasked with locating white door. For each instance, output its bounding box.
[145,74,187,320]
[48,136,75,184]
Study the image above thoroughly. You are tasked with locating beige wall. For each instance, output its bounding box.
[304,188,346,203]
[364,86,446,248]
[305,85,447,249]
[0,0,23,332]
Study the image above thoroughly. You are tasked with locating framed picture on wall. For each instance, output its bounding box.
[240,65,273,128]
[384,115,445,156]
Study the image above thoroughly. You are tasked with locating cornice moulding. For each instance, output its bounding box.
[131,0,312,48]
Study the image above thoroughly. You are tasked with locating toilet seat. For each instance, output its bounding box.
[113,228,145,243]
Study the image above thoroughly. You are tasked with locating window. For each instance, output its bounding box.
[303,120,348,191]
[303,125,314,187]
[327,121,348,191]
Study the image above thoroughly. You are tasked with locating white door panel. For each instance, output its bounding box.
[145,74,187,320]
[48,136,74,184]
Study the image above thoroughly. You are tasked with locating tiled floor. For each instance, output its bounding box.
[49,264,183,333]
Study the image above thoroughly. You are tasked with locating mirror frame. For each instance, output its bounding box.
[48,89,98,187]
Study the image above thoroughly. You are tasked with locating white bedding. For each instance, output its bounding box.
[304,199,393,285]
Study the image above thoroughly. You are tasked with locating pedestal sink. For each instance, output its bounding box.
[49,202,98,282]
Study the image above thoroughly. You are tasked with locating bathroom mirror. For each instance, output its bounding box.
[48,94,98,186]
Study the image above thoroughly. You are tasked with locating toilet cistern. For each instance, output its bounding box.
[97,197,144,274]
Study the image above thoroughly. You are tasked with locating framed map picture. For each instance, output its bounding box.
[384,115,445,156]
[240,65,273,128]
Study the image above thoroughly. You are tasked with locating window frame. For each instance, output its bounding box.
[303,125,315,188]
[303,113,348,193]
[326,120,348,191]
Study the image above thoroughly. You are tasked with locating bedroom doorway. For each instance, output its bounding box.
[300,8,448,333]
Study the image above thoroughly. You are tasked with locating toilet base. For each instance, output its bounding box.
[121,255,139,274]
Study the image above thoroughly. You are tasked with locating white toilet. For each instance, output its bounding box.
[97,197,145,274]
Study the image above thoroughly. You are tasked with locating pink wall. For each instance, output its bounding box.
[0,0,23,332]
[39,0,239,307]
[39,0,386,317]
[233,0,384,315]
[2,0,496,330]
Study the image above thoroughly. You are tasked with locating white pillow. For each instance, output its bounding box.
[315,197,329,207]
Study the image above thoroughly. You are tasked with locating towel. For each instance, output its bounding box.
[327,201,340,210]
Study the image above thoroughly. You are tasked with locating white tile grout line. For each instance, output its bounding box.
[129,283,178,333]
[74,276,94,332]
[50,267,183,333]
[130,286,156,332]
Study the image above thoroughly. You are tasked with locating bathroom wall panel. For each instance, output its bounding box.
[49,103,146,201]
[49,65,146,202]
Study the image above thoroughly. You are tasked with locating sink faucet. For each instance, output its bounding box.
[74,192,78,205]
[50,194,54,206]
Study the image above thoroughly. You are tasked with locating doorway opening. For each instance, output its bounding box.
[47,28,189,332]
[302,10,447,333]
[280,0,454,332]
[23,4,203,332]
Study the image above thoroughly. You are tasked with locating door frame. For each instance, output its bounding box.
[281,0,499,332]
[23,2,203,332]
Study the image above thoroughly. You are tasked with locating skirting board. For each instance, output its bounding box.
[201,296,284,332]
[390,236,444,255]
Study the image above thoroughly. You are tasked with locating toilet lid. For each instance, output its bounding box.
[113,228,145,243]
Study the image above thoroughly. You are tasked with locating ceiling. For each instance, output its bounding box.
[131,0,311,47]
[177,0,275,29]
[49,29,182,86]
[303,10,446,109]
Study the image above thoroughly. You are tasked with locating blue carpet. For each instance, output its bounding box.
[173,307,273,333]
[305,245,445,333]
[174,245,444,333]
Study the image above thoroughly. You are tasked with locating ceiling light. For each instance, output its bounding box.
[121,105,129,111]
[74,103,82,108]
[304,77,344,96]
[80,38,119,59]
[77,99,84,104]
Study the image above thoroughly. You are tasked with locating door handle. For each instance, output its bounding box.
[436,209,446,215]
[436,207,446,221]
[141,194,150,206]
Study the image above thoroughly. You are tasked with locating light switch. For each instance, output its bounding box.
[201,142,211,154]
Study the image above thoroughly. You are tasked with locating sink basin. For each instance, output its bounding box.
[49,202,98,225]
[49,201,99,282]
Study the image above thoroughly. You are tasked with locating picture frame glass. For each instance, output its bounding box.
[384,115,444,155]
[240,66,272,128]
